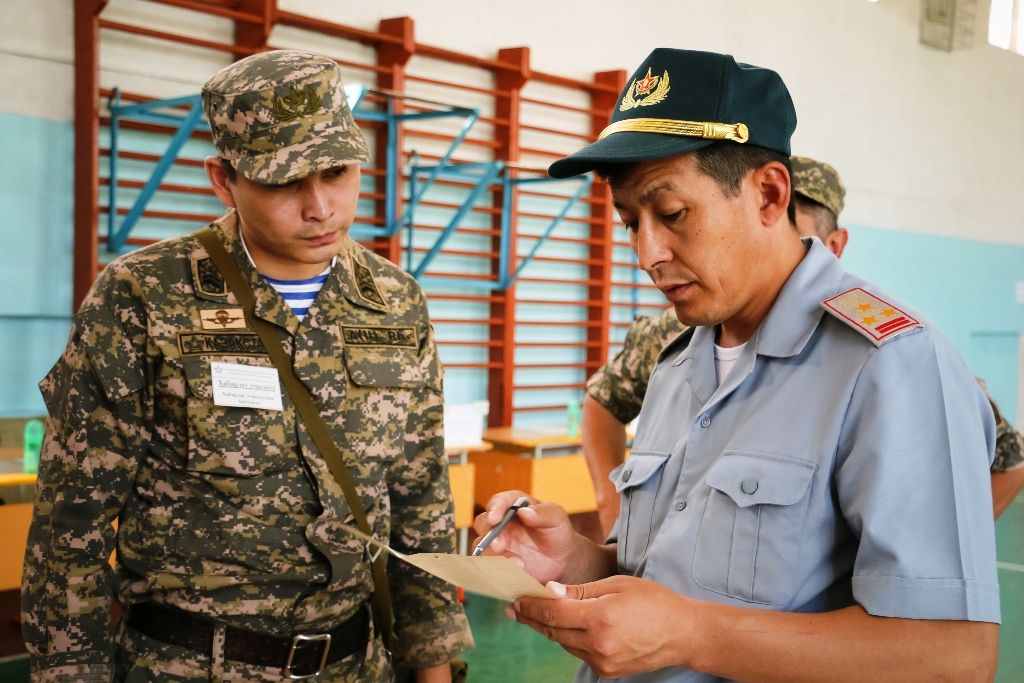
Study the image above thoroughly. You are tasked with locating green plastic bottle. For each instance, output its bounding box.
[566,399,581,438]
[22,419,44,474]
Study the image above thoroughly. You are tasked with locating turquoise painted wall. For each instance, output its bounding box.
[842,225,1024,421]
[2,111,1022,427]
[0,113,73,417]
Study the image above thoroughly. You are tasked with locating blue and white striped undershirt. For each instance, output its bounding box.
[261,268,331,320]
[239,230,336,321]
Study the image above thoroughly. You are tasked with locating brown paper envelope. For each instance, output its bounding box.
[338,523,553,601]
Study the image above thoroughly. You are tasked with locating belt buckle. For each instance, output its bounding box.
[284,632,332,680]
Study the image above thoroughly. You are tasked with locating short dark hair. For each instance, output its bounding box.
[219,157,237,183]
[793,194,838,238]
[595,142,796,224]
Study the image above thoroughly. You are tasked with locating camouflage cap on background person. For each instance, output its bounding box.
[791,155,845,218]
[549,48,797,178]
[202,49,370,185]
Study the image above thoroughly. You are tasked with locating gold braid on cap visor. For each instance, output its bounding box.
[598,118,749,143]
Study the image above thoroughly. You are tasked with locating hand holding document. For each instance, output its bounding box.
[339,523,553,602]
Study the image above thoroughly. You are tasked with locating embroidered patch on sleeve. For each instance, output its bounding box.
[193,257,228,297]
[821,287,922,347]
[352,259,386,308]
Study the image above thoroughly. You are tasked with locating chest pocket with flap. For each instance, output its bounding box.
[612,451,671,574]
[693,451,816,605]
[342,345,425,464]
[182,354,293,477]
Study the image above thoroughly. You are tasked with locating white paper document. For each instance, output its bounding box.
[339,524,552,602]
[443,401,489,449]
[210,361,283,411]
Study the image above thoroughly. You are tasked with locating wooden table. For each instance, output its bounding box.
[471,428,596,514]
[0,472,36,591]
[481,427,582,458]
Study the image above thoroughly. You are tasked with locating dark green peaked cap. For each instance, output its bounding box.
[549,48,797,178]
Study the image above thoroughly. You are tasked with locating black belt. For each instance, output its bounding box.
[126,602,370,679]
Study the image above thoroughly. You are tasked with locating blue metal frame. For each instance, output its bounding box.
[102,85,594,290]
[405,161,503,279]
[106,88,205,253]
[401,163,590,289]
[502,175,591,289]
[351,86,594,290]
[346,85,483,242]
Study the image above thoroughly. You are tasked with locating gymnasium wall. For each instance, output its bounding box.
[1,0,1021,426]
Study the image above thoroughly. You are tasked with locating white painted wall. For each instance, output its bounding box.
[2,0,1023,246]
[296,0,1024,246]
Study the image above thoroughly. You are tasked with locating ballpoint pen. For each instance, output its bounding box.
[471,496,529,557]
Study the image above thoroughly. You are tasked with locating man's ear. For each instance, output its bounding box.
[205,156,237,209]
[752,160,790,229]
[826,227,849,258]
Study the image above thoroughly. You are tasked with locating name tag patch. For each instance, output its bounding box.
[342,325,416,348]
[210,361,283,411]
[178,332,266,356]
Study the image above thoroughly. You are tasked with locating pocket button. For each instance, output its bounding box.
[675,500,687,511]
[741,478,759,495]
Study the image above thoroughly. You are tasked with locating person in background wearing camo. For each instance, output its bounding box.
[21,50,472,682]
[583,154,1024,535]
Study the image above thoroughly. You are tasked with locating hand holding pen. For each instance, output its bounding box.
[472,491,589,586]
[472,496,530,556]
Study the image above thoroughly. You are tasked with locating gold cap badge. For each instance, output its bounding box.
[620,67,671,112]
[272,85,324,123]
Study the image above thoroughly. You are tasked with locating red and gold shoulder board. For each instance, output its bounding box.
[821,288,922,347]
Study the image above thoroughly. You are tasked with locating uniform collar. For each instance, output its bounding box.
[194,210,341,335]
[752,237,845,358]
[218,210,299,334]
[671,237,845,367]
[666,238,844,408]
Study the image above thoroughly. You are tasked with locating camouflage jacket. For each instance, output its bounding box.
[587,308,1024,473]
[586,308,687,425]
[992,399,1024,472]
[22,211,472,681]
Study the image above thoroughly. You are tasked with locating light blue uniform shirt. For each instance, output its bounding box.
[578,239,999,683]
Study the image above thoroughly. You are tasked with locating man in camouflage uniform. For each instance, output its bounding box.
[789,155,849,257]
[22,50,472,682]
[990,393,1024,514]
[583,155,1024,534]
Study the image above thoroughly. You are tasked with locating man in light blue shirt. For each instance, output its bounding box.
[474,48,999,682]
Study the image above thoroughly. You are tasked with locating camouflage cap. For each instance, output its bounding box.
[791,155,845,218]
[202,49,370,185]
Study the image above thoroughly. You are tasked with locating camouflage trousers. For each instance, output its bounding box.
[113,620,393,682]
